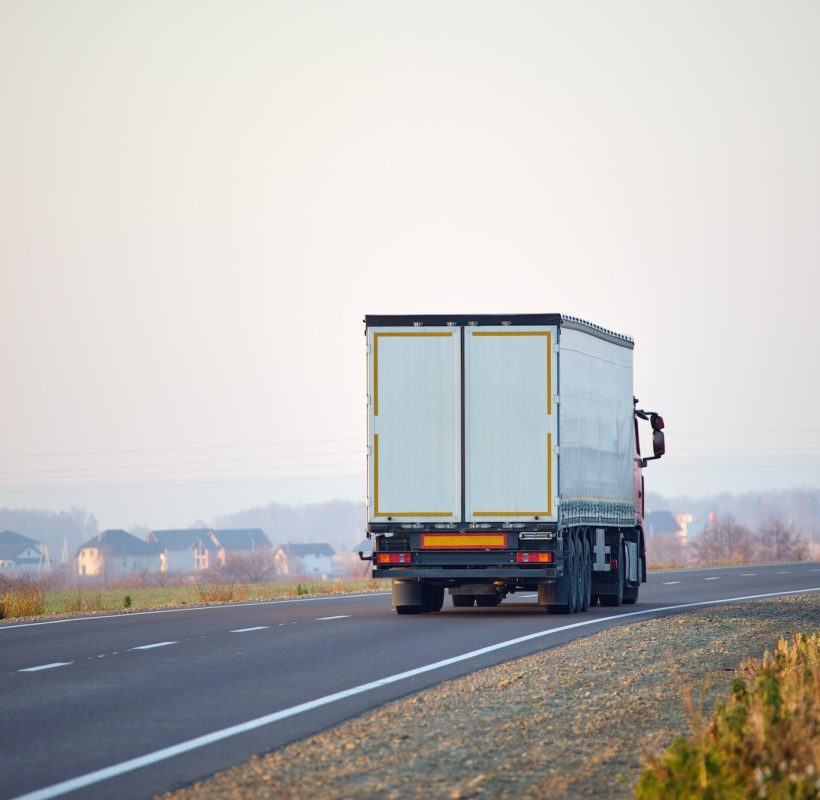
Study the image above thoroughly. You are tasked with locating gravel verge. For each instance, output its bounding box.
[158,593,819,800]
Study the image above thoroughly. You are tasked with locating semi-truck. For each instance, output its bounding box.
[362,313,666,615]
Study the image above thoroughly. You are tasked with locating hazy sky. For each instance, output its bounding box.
[2,1,818,529]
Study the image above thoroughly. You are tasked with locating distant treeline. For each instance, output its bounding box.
[0,500,367,563]
[2,488,818,566]
[647,488,820,540]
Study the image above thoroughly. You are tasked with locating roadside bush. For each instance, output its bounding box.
[195,583,249,603]
[637,632,820,799]
[63,592,103,614]
[0,578,45,619]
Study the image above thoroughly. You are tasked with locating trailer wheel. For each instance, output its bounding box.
[452,595,475,607]
[549,536,578,614]
[580,536,591,611]
[623,555,641,605]
[600,538,625,607]
[395,604,423,615]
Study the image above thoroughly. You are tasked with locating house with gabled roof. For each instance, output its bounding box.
[0,531,44,574]
[147,528,219,572]
[77,530,163,577]
[144,528,273,573]
[211,529,272,553]
[274,543,335,578]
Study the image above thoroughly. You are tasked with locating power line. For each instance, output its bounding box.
[0,449,362,479]
[0,437,360,460]
[0,459,364,485]
[0,469,366,494]
[671,428,820,436]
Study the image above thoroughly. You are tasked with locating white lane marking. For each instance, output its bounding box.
[776,571,791,574]
[0,592,392,631]
[661,581,681,585]
[741,573,757,577]
[812,569,820,572]
[704,577,720,581]
[316,615,350,621]
[520,594,538,598]
[131,642,176,651]
[230,627,269,634]
[18,662,72,673]
[14,586,820,800]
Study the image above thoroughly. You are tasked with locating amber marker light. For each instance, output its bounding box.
[515,552,554,563]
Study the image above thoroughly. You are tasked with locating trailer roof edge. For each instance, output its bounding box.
[364,314,634,349]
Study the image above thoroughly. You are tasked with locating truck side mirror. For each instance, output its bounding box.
[650,414,665,431]
[652,429,666,459]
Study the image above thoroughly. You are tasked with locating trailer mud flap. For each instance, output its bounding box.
[625,541,638,583]
[537,580,566,606]
[392,580,422,607]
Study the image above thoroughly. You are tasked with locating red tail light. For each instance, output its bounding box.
[375,552,413,564]
[610,558,618,571]
[516,552,554,563]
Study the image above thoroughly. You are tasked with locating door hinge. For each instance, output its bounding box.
[553,394,560,406]
[365,344,372,354]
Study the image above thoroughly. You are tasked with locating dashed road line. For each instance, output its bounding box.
[131,642,177,651]
[704,577,720,581]
[661,581,681,585]
[18,662,72,673]
[776,571,791,574]
[230,627,269,634]
[741,573,757,577]
[316,616,350,621]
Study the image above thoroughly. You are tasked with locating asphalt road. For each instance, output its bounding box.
[3,562,819,800]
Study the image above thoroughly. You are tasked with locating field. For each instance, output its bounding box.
[0,578,390,620]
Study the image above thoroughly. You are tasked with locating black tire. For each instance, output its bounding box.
[589,594,599,607]
[580,536,591,611]
[421,585,444,613]
[452,595,475,607]
[600,538,625,607]
[623,554,641,605]
[395,604,422,615]
[551,536,578,614]
[476,595,501,607]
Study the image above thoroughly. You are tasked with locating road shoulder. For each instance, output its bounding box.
[158,593,820,800]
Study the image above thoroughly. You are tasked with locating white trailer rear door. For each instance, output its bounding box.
[464,326,558,522]
[367,327,461,523]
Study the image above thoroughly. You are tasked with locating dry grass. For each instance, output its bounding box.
[0,577,391,620]
[0,580,45,618]
[637,632,820,798]
[62,593,104,614]
[195,583,249,604]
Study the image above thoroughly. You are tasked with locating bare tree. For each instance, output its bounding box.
[754,516,807,562]
[693,514,755,565]
[645,532,688,568]
[218,550,277,583]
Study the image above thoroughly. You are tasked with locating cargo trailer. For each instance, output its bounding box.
[362,314,666,614]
